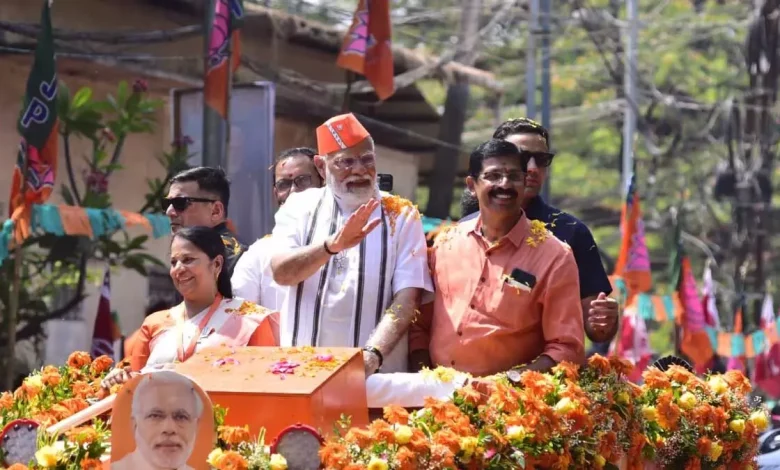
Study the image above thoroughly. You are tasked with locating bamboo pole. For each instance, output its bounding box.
[5,156,29,391]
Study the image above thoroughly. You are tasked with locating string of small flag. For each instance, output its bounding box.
[0,203,170,264]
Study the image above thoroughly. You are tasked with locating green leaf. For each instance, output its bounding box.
[126,235,149,251]
[122,256,148,276]
[71,87,93,109]
[116,81,129,105]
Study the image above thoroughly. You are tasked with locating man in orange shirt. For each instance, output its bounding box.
[409,139,584,377]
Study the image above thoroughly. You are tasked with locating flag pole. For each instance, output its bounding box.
[5,156,29,391]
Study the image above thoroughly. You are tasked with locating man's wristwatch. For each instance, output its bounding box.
[506,369,522,384]
[362,346,384,371]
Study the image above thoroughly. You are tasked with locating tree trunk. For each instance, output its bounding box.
[425,0,482,219]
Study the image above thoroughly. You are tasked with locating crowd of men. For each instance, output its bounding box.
[157,113,619,378]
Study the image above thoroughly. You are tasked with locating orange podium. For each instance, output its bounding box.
[173,346,369,439]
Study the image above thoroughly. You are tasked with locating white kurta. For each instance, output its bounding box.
[270,186,433,373]
[232,236,285,312]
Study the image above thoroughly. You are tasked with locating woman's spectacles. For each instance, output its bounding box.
[275,174,314,192]
[332,153,376,171]
[480,170,526,185]
[521,151,555,168]
[162,196,217,212]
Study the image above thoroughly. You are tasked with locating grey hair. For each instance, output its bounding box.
[131,371,204,420]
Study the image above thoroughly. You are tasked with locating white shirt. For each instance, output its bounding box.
[270,186,434,373]
[232,236,285,312]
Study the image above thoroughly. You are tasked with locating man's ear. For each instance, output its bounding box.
[212,200,226,221]
[466,175,476,193]
[314,155,326,180]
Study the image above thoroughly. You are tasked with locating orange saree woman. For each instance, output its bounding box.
[104,226,279,387]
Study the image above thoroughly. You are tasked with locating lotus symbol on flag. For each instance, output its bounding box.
[343,10,375,55]
[20,140,54,192]
[207,0,231,71]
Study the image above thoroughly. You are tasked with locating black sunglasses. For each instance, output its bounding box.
[521,151,555,168]
[162,196,217,212]
[274,174,314,192]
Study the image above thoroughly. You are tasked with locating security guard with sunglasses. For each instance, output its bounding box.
[461,118,618,347]
[163,167,245,276]
[231,148,324,312]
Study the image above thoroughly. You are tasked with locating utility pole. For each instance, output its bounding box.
[526,0,538,120]
[540,0,552,201]
[425,0,482,219]
[622,0,638,197]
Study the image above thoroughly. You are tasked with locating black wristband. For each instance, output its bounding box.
[363,346,384,369]
[323,240,338,255]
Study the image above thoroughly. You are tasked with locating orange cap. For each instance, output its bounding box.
[316,113,370,156]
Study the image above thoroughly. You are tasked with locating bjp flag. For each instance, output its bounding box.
[613,175,652,297]
[203,0,244,119]
[9,0,59,243]
[337,0,395,101]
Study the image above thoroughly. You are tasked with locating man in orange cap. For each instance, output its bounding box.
[270,113,433,375]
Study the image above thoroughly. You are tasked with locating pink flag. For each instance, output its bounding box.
[612,306,652,383]
[753,293,780,397]
[700,262,721,329]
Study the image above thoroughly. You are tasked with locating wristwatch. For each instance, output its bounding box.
[506,369,522,384]
[362,346,384,371]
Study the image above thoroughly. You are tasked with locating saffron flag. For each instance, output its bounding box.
[91,268,120,359]
[204,0,244,119]
[9,0,59,243]
[668,220,714,368]
[337,0,395,101]
[613,175,652,297]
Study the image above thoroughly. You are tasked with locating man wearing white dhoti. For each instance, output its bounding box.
[270,113,433,375]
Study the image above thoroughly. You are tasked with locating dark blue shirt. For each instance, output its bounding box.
[460,197,612,299]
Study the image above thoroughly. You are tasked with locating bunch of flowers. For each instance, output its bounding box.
[0,352,115,430]
[637,366,767,469]
[207,406,288,470]
[320,355,768,470]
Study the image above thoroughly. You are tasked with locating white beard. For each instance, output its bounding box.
[327,171,376,211]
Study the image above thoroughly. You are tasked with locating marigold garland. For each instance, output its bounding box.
[320,355,768,470]
[1,352,767,470]
[381,195,419,236]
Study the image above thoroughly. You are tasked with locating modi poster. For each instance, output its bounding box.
[111,371,214,470]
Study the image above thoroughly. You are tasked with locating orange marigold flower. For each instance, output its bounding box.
[67,351,92,369]
[656,391,681,431]
[697,437,713,457]
[395,446,418,470]
[71,381,94,400]
[642,368,672,389]
[588,354,611,375]
[80,458,103,469]
[432,429,460,454]
[520,370,556,396]
[218,425,251,446]
[61,397,90,414]
[31,411,58,427]
[666,365,694,384]
[723,370,752,395]
[407,427,431,453]
[213,450,248,470]
[66,426,99,445]
[552,361,580,381]
[345,427,374,448]
[319,442,351,467]
[6,464,30,470]
[41,366,61,386]
[369,420,396,444]
[0,391,13,410]
[383,404,410,424]
[608,356,634,376]
[90,355,114,375]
